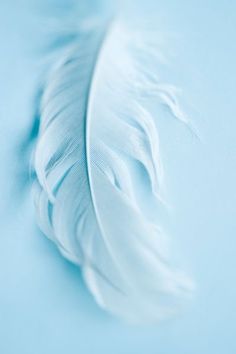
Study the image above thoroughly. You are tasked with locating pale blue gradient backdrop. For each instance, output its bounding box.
[0,1,235,353]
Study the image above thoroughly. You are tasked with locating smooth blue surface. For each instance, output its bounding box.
[0,1,235,353]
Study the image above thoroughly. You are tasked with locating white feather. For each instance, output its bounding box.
[34,19,194,323]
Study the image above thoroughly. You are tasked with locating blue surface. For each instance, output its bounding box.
[0,1,235,353]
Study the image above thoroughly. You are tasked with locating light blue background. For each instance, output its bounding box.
[0,1,235,353]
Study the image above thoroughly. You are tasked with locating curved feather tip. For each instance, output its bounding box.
[33,19,195,323]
